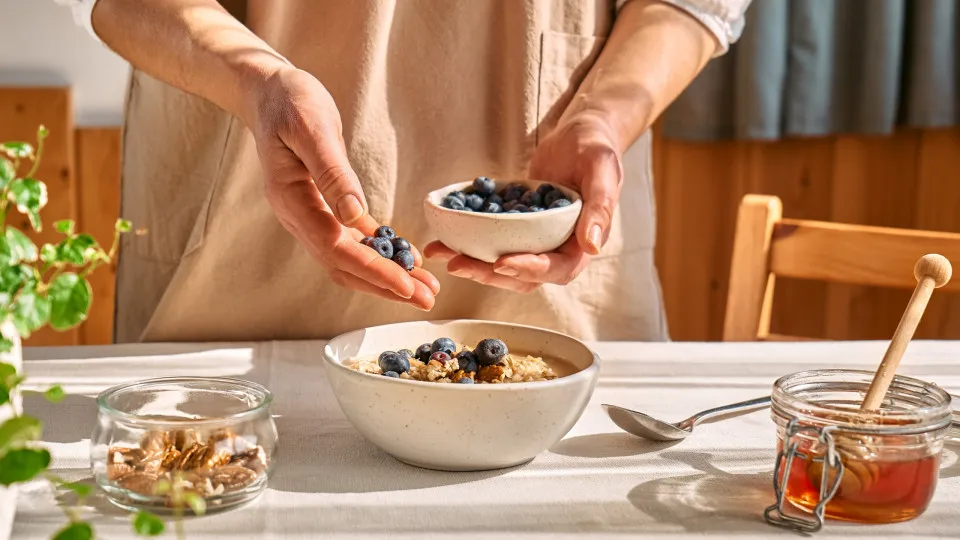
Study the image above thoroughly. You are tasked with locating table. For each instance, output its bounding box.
[10,340,960,539]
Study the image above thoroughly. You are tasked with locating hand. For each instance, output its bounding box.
[424,114,623,292]
[247,66,439,309]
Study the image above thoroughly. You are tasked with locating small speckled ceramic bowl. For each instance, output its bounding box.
[423,180,583,263]
[322,320,600,471]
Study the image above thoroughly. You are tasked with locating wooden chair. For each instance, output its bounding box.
[723,194,960,341]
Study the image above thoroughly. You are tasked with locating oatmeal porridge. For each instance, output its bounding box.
[347,337,559,384]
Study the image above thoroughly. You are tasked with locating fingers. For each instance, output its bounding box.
[281,114,369,227]
[329,269,436,311]
[492,238,590,285]
[575,146,623,255]
[423,241,458,262]
[335,240,420,299]
[445,256,540,294]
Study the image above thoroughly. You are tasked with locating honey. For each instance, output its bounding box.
[777,439,940,523]
[765,369,952,532]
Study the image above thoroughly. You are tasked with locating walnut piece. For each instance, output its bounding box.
[477,364,505,383]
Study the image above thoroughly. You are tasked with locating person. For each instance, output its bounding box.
[57,0,751,343]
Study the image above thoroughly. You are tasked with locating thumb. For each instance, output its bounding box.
[575,147,622,256]
[287,126,368,226]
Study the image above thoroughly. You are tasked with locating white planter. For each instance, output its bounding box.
[0,322,23,540]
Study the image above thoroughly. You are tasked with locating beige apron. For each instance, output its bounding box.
[115,0,668,343]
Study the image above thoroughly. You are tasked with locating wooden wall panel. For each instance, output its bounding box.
[0,88,79,346]
[76,128,122,345]
[653,128,960,341]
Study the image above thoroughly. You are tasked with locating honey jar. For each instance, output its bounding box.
[765,369,952,533]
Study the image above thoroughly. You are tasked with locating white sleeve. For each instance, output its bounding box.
[53,0,101,42]
[617,0,751,56]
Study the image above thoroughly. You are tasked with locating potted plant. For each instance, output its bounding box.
[0,126,173,539]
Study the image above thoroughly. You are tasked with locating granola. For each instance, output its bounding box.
[106,427,267,503]
[348,337,558,384]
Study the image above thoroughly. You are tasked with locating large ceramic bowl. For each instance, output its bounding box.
[323,320,600,471]
[423,180,583,263]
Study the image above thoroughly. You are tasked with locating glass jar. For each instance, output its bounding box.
[91,377,278,513]
[765,369,951,532]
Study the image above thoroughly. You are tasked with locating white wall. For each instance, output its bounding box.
[0,0,130,126]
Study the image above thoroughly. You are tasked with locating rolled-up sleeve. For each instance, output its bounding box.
[53,0,101,42]
[617,0,751,56]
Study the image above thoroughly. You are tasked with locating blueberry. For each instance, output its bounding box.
[371,237,394,259]
[398,349,414,360]
[448,190,467,203]
[379,351,410,373]
[519,190,542,207]
[536,183,556,198]
[384,371,400,378]
[455,350,479,373]
[458,377,475,384]
[393,249,415,271]
[431,337,456,356]
[481,202,503,213]
[415,343,432,362]
[392,237,411,252]
[501,183,527,202]
[549,198,573,209]
[361,236,375,247]
[476,338,508,366]
[485,194,504,207]
[472,176,497,196]
[462,206,474,212]
[506,209,521,213]
[512,204,529,213]
[430,351,451,365]
[503,200,518,211]
[375,226,396,239]
[442,196,466,210]
[464,193,485,211]
[529,206,545,212]
[543,189,567,207]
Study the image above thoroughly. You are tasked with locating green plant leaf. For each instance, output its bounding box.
[0,447,50,485]
[0,362,18,388]
[56,234,98,266]
[0,228,38,266]
[48,274,91,331]
[115,219,132,233]
[0,416,42,451]
[59,480,93,498]
[183,491,207,516]
[52,522,93,540]
[0,264,35,302]
[39,243,57,264]
[1,142,33,159]
[7,178,47,231]
[11,290,51,337]
[0,339,12,354]
[133,511,165,536]
[44,384,65,403]
[0,158,14,189]
[54,220,75,235]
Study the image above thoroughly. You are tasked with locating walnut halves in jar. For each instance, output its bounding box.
[92,377,278,512]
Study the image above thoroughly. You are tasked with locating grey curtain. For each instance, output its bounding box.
[663,0,960,141]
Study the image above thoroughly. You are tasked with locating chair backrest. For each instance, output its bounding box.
[723,194,960,341]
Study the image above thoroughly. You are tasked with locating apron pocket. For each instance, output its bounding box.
[536,30,607,143]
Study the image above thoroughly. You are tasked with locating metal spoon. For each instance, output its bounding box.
[605,395,960,442]
[602,396,772,442]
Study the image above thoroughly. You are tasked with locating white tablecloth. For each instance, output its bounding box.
[10,340,960,539]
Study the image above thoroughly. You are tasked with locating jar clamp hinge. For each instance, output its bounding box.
[764,419,844,533]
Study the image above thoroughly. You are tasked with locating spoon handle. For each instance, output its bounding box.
[679,396,772,430]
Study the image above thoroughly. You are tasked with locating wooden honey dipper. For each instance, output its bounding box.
[861,254,953,411]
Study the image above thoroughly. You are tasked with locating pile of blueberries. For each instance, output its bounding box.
[377,337,509,384]
[441,176,573,214]
[361,226,415,271]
